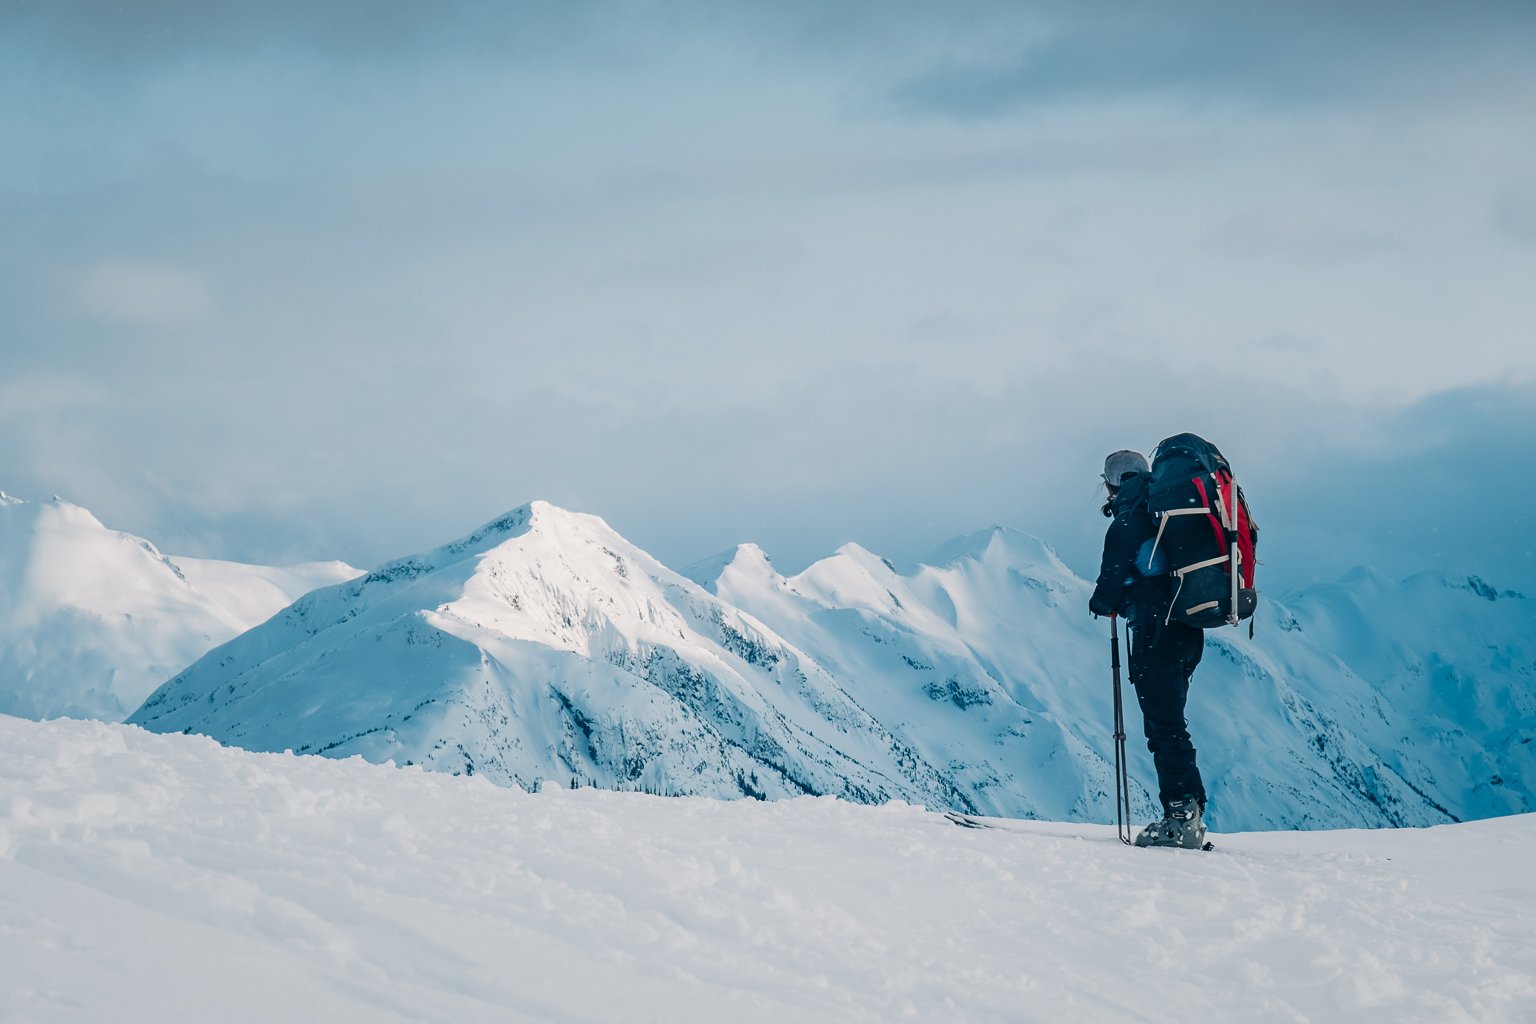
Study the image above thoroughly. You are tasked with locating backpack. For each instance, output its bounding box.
[1145,433,1258,629]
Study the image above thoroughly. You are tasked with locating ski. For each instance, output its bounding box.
[1132,835,1215,852]
[943,810,1211,848]
[943,811,993,829]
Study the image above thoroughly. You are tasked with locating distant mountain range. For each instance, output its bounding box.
[105,498,1532,832]
[0,491,359,720]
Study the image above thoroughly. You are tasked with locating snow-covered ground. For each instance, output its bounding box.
[4,715,1531,1024]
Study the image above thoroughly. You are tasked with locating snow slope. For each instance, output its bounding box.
[131,504,1534,832]
[0,492,359,721]
[695,530,1130,823]
[3,716,1532,1024]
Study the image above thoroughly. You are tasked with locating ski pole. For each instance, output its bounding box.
[1111,616,1132,845]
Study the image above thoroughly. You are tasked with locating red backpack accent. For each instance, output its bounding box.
[1194,472,1257,589]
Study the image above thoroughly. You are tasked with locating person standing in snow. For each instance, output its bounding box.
[1089,450,1208,849]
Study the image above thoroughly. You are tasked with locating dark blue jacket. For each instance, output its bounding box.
[1089,472,1170,620]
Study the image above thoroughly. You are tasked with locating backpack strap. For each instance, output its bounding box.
[1175,553,1231,575]
[1147,506,1210,571]
[1163,552,1233,626]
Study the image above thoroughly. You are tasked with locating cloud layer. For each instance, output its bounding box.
[2,2,1533,593]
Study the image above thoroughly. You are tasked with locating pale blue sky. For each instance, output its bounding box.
[3,2,1534,591]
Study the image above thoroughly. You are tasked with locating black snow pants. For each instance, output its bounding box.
[1127,614,1206,812]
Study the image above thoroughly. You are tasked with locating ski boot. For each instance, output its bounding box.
[1133,796,1210,850]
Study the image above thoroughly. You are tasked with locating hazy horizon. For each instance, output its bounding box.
[4,1,1534,593]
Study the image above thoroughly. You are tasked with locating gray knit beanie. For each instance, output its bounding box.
[1103,450,1150,488]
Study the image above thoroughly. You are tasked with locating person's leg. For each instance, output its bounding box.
[1128,619,1206,811]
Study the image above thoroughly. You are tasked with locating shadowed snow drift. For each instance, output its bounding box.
[127,501,1535,832]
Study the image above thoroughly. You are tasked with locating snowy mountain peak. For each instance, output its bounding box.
[1,492,360,721]
[924,525,1066,574]
[1338,565,1396,588]
[683,543,779,594]
[360,503,538,583]
[801,542,902,584]
[788,543,910,616]
[1404,570,1527,602]
[3,491,103,531]
[726,541,778,574]
[277,500,645,635]
[348,501,631,590]
[4,493,185,610]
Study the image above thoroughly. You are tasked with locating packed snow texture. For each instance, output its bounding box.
[131,502,1534,832]
[2,716,1532,1024]
[0,492,360,721]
